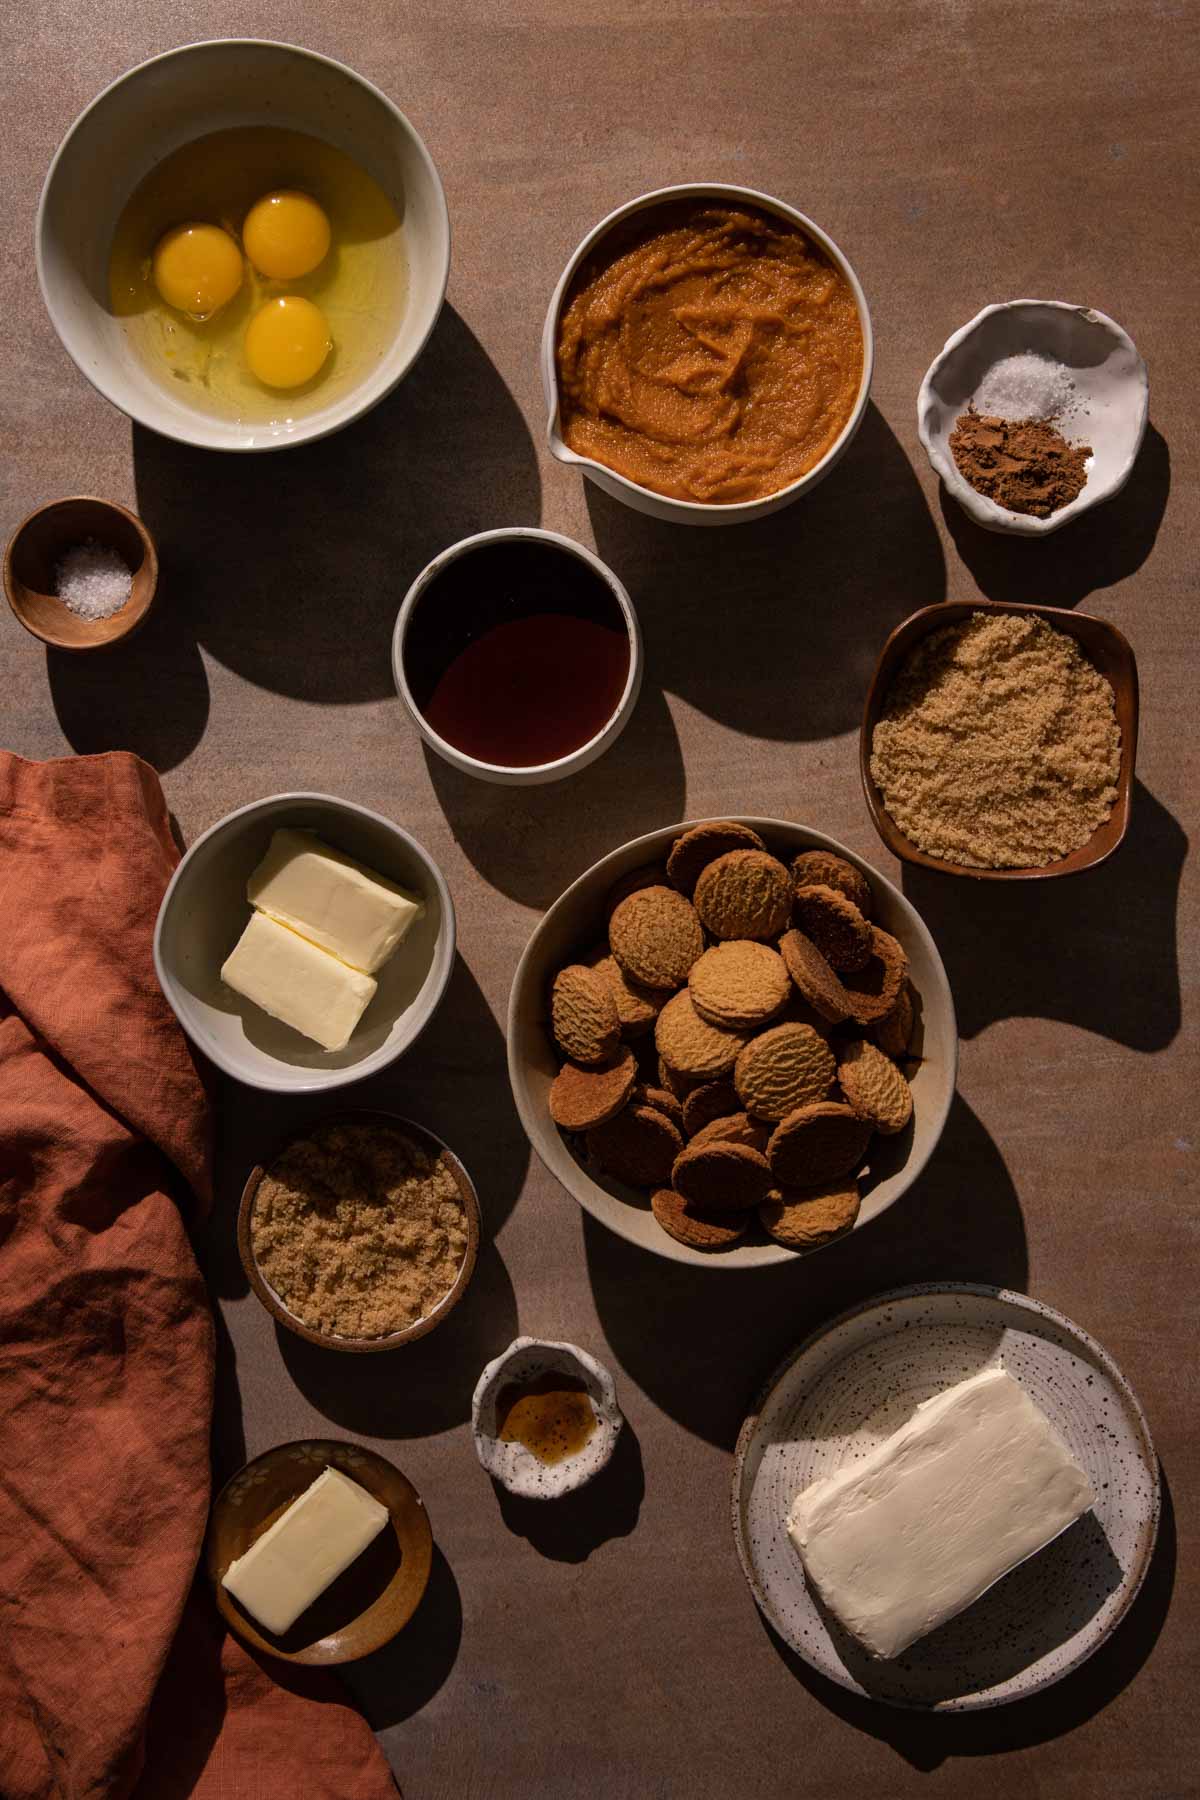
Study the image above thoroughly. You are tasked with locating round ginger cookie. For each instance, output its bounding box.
[634,1083,685,1131]
[656,989,750,1080]
[549,1046,637,1132]
[792,884,872,974]
[690,1111,771,1153]
[778,929,855,1024]
[550,964,620,1066]
[838,1039,913,1136]
[759,1177,861,1249]
[688,940,791,1029]
[734,1022,836,1122]
[841,925,909,1025]
[767,1101,872,1187]
[609,885,704,990]
[672,1140,774,1212]
[590,952,664,1038]
[681,1079,742,1137]
[873,983,915,1059]
[694,849,794,942]
[666,820,766,895]
[586,1103,683,1188]
[792,850,873,919]
[657,1054,697,1101]
[651,1187,749,1250]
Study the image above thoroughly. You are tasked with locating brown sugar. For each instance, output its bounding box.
[251,1120,467,1338]
[870,611,1120,868]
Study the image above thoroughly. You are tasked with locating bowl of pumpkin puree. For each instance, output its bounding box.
[543,185,873,526]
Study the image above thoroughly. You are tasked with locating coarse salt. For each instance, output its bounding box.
[973,352,1078,424]
[54,540,132,621]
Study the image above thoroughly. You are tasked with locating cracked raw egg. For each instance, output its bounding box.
[244,295,332,388]
[152,222,243,319]
[243,190,331,280]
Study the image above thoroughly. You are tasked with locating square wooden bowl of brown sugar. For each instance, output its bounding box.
[861,601,1138,881]
[237,1111,481,1352]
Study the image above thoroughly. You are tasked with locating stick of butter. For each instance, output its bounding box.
[786,1367,1094,1660]
[221,911,377,1051]
[222,1466,390,1637]
[247,828,422,974]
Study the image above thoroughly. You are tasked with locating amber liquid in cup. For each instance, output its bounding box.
[403,540,630,768]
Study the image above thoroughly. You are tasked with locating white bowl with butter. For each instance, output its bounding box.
[155,793,454,1092]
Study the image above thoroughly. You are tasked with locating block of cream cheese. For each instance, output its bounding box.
[221,911,377,1051]
[786,1368,1094,1660]
[222,1466,389,1637]
[247,828,422,973]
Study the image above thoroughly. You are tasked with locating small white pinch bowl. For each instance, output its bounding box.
[541,183,873,527]
[918,300,1148,537]
[37,39,450,452]
[392,528,643,787]
[471,1337,623,1500]
[154,792,455,1094]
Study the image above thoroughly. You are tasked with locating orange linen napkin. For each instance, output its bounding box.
[0,753,397,1800]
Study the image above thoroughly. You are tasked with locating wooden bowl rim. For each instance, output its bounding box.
[237,1108,481,1352]
[860,599,1139,881]
[3,493,158,651]
[206,1436,434,1664]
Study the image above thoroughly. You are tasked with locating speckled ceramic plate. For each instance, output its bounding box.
[732,1283,1159,1709]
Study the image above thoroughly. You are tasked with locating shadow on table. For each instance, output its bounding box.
[491,1416,644,1563]
[342,1546,463,1729]
[902,780,1186,1050]
[941,423,1170,608]
[584,1093,1026,1449]
[275,1236,518,1439]
[130,304,541,705]
[47,602,211,773]
[765,1467,1176,1767]
[585,402,946,742]
[424,679,685,909]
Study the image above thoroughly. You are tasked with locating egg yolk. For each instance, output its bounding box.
[244,296,332,388]
[152,223,243,319]
[242,190,331,280]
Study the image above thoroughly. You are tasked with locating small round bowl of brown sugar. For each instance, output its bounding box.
[861,601,1139,881]
[237,1112,481,1351]
[917,300,1148,536]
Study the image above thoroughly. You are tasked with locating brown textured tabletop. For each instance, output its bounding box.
[2,4,1195,1796]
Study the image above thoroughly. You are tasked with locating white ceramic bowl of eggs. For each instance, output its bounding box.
[37,39,450,452]
[918,300,1149,537]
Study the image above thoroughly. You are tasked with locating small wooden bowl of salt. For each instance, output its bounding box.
[3,495,158,650]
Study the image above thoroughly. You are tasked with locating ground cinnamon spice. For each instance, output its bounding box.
[949,409,1092,518]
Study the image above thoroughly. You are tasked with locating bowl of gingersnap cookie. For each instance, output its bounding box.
[507,819,957,1268]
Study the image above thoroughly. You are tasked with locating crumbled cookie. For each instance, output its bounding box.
[841,925,909,1025]
[872,982,915,1059]
[734,1022,837,1121]
[605,862,670,918]
[549,1047,637,1131]
[689,1111,772,1153]
[837,1039,913,1135]
[651,1188,749,1250]
[767,1101,873,1187]
[693,850,794,942]
[682,1079,742,1137]
[656,989,751,1080]
[587,1103,683,1187]
[609,885,704,990]
[792,850,873,919]
[778,929,855,1024]
[792,884,872,973]
[590,952,664,1038]
[551,964,621,1066]
[634,1083,685,1131]
[759,1177,861,1248]
[688,940,791,1029]
[667,820,767,894]
[672,1141,774,1212]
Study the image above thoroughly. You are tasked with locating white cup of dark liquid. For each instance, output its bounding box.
[392,528,643,786]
